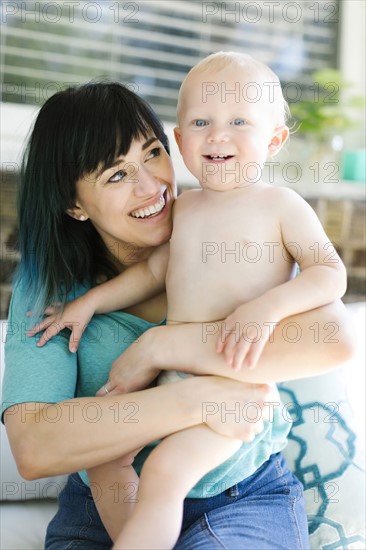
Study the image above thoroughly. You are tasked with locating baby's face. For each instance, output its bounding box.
[175,67,287,191]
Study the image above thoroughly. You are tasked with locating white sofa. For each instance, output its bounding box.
[1,304,365,550]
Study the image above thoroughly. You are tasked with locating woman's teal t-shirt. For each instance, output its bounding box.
[2,281,291,498]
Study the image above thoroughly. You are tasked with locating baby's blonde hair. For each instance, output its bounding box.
[177,51,290,127]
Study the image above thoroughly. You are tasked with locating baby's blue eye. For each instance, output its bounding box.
[194,119,207,127]
[232,118,246,126]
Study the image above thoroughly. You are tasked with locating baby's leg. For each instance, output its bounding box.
[87,450,140,542]
[113,426,242,549]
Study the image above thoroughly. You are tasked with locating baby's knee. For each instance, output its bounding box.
[92,448,141,475]
[115,449,141,468]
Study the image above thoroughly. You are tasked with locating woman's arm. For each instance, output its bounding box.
[2,283,264,479]
[4,281,271,480]
[157,301,355,382]
[4,377,271,480]
[106,300,355,392]
[3,382,196,480]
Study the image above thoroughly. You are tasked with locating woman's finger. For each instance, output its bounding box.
[96,385,120,397]
[96,381,113,397]
[103,388,121,397]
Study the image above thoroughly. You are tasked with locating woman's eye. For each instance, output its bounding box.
[108,169,127,183]
[194,119,207,127]
[146,147,161,160]
[232,118,246,126]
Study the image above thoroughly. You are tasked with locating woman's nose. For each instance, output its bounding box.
[134,166,160,196]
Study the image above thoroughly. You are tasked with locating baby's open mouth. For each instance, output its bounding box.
[203,155,234,162]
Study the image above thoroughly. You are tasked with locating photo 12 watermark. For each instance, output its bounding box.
[1,400,140,424]
[201,319,340,345]
[201,2,339,24]
[1,1,140,24]
[1,81,140,105]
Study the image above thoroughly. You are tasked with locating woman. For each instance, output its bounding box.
[2,83,354,549]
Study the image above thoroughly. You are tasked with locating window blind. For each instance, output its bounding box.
[1,0,339,122]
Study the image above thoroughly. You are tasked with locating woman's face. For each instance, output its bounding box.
[72,136,176,265]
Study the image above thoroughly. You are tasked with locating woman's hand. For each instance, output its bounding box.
[95,328,275,443]
[98,354,274,441]
[201,378,276,441]
[96,331,160,396]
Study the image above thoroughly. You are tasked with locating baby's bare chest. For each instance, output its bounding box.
[166,197,293,321]
[171,198,283,265]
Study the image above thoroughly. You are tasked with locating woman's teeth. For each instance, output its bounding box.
[131,196,165,218]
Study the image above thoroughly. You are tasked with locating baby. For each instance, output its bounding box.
[30,52,346,549]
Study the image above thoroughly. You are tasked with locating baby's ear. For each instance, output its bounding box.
[173,127,182,153]
[268,126,289,157]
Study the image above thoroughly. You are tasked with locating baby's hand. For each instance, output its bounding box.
[216,300,280,371]
[27,294,97,352]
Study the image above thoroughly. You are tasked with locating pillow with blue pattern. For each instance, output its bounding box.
[279,354,365,550]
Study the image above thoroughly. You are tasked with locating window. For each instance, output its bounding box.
[1,0,340,122]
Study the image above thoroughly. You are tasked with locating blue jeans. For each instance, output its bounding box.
[45,452,309,549]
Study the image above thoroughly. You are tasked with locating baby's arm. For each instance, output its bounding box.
[218,188,347,370]
[28,243,169,351]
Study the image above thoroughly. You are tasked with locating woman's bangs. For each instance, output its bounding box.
[64,83,167,180]
[114,102,163,157]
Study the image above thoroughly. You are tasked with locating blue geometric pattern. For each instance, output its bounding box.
[279,383,366,550]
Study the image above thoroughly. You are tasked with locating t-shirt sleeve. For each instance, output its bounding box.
[1,281,78,419]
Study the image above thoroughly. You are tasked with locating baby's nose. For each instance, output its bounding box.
[207,126,229,143]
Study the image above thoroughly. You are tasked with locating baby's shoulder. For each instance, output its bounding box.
[259,184,305,207]
[174,188,202,209]
[176,187,202,201]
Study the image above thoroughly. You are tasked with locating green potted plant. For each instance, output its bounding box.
[290,68,364,144]
[288,69,365,179]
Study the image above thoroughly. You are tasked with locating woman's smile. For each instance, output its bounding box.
[130,189,169,220]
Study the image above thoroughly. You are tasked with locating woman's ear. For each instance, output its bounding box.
[174,127,182,154]
[268,126,289,157]
[66,204,89,222]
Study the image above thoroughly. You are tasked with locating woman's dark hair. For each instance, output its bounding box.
[16,82,169,315]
